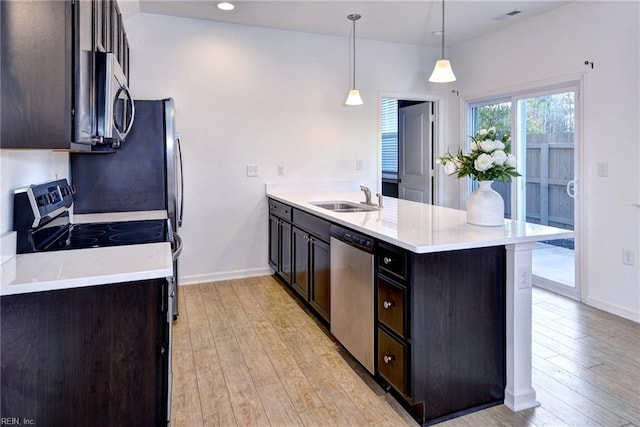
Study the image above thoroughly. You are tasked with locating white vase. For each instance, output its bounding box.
[466,180,505,226]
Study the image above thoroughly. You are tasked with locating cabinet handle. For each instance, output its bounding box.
[383,256,392,265]
[383,300,395,309]
[282,209,289,214]
[383,355,395,364]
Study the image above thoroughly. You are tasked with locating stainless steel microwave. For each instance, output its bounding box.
[96,52,135,148]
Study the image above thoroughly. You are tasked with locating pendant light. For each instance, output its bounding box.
[429,0,456,83]
[345,14,363,106]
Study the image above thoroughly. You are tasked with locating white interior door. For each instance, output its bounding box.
[398,102,434,204]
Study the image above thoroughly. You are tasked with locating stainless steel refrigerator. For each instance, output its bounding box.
[71,98,184,318]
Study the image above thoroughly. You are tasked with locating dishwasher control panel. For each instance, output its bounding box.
[330,225,375,252]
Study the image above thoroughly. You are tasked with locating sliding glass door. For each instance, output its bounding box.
[469,85,580,299]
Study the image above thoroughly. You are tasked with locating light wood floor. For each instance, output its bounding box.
[171,276,640,426]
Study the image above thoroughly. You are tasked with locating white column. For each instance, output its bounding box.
[504,241,539,411]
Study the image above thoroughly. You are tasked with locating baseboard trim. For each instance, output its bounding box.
[180,267,273,286]
[584,296,640,324]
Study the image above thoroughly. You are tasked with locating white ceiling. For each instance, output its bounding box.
[134,0,572,47]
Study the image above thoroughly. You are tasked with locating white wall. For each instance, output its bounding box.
[448,1,640,321]
[125,13,445,283]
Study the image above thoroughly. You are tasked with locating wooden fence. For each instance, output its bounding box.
[493,133,574,231]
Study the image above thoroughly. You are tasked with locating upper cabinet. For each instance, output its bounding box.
[0,0,73,149]
[0,0,131,150]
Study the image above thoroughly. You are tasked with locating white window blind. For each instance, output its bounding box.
[381,98,398,174]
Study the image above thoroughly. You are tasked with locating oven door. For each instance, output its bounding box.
[97,52,135,145]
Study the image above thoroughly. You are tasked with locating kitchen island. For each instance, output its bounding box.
[266,187,574,425]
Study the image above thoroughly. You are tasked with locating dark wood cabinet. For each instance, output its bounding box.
[0,0,131,150]
[292,226,331,322]
[94,0,111,53]
[292,226,310,298]
[0,0,72,149]
[375,243,506,425]
[268,200,293,285]
[269,215,292,285]
[309,237,330,321]
[0,279,171,426]
[268,198,331,323]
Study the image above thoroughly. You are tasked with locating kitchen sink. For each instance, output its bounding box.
[311,200,379,213]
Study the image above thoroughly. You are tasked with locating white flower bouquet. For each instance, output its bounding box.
[437,127,521,183]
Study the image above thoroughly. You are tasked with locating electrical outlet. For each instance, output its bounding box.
[277,165,285,176]
[517,268,531,289]
[356,160,363,171]
[623,249,635,266]
[246,164,259,177]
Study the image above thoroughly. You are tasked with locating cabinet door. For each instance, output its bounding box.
[0,279,167,425]
[110,0,120,59]
[94,0,110,52]
[268,215,279,269]
[122,35,130,82]
[291,227,310,299]
[279,221,292,285]
[309,238,330,321]
[0,0,72,149]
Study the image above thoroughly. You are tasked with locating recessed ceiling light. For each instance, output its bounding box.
[217,2,235,11]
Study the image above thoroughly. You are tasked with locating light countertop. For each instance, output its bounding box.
[267,191,574,253]
[1,210,173,296]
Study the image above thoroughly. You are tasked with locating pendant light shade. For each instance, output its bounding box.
[345,14,363,106]
[345,89,363,106]
[429,0,456,83]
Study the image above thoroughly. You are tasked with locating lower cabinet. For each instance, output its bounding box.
[308,237,330,321]
[268,199,330,323]
[292,226,331,322]
[269,214,292,285]
[0,279,171,427]
[375,244,507,425]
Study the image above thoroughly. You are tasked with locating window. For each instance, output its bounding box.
[381,98,398,174]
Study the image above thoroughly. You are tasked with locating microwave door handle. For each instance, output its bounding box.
[122,86,136,136]
[177,136,185,227]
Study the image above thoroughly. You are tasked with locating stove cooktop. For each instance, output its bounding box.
[35,219,170,253]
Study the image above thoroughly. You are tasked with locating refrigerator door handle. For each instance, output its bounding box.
[177,136,184,227]
[171,232,183,261]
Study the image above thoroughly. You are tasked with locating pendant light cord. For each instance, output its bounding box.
[441,0,445,59]
[347,14,361,90]
[352,17,356,89]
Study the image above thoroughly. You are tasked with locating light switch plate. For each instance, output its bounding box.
[597,162,608,177]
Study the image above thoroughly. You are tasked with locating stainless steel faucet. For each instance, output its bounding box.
[375,192,383,208]
[360,185,372,205]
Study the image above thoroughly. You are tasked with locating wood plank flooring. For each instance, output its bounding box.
[172,276,640,426]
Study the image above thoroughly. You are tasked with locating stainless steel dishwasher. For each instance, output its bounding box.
[330,225,375,374]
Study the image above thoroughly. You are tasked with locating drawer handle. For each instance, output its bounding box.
[383,355,395,364]
[383,300,395,309]
[383,256,392,265]
[282,209,289,214]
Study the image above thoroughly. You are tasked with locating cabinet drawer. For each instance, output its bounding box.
[378,328,407,396]
[377,277,407,338]
[378,244,408,280]
[293,209,330,241]
[268,199,293,221]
